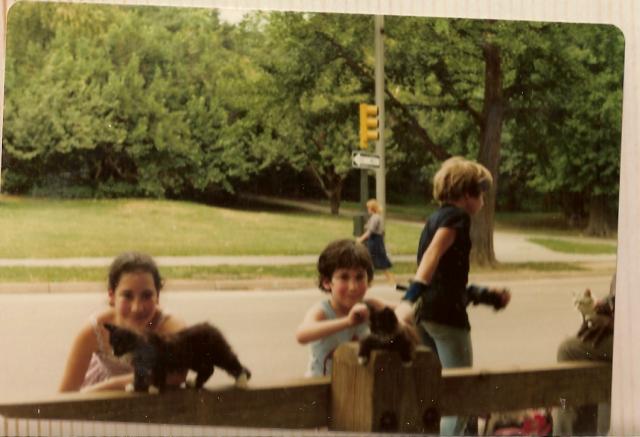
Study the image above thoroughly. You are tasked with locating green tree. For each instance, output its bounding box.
[3,4,278,199]
[245,12,378,215]
[384,18,622,263]
[508,24,623,236]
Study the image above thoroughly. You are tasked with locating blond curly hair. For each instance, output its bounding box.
[366,199,382,214]
[432,156,493,204]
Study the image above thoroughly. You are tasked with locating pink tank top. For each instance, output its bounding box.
[80,312,168,389]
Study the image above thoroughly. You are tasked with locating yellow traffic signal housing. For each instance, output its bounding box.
[359,103,379,149]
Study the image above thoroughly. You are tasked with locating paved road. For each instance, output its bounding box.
[0,274,613,403]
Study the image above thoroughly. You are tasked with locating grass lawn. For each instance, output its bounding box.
[0,194,613,283]
[527,237,617,254]
[0,195,422,258]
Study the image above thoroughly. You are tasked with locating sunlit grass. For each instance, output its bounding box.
[527,238,617,254]
[0,196,422,258]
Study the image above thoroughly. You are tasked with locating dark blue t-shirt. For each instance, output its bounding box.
[416,204,472,329]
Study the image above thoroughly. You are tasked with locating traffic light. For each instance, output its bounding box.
[359,103,379,149]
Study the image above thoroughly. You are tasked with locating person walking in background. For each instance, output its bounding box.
[394,156,511,436]
[357,199,396,286]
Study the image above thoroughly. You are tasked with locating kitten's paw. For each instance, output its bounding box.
[401,360,413,368]
[358,356,369,366]
[235,373,249,389]
[185,379,196,389]
[148,385,160,395]
[125,383,135,393]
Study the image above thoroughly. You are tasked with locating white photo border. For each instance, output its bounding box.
[0,0,636,433]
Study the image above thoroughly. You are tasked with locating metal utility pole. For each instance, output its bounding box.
[352,16,385,237]
[374,15,386,222]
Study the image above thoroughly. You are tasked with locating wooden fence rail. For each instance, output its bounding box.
[0,344,611,434]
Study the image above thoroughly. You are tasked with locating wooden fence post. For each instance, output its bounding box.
[330,342,442,433]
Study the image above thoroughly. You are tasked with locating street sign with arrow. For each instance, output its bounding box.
[351,151,381,169]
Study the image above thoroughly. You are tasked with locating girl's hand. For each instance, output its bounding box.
[348,303,369,326]
[498,288,511,308]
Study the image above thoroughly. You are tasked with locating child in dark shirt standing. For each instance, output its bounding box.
[395,156,511,435]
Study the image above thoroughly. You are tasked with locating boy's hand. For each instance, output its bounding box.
[348,303,369,326]
[489,288,510,310]
[467,285,510,310]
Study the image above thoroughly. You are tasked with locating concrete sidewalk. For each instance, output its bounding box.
[0,231,616,267]
[0,231,616,294]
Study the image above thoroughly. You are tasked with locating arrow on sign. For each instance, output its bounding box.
[351,151,381,169]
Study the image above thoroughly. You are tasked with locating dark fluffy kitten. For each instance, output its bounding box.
[104,322,251,393]
[358,305,414,366]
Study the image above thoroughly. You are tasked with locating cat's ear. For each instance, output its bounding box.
[103,323,116,333]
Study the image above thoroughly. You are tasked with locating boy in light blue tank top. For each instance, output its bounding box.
[296,239,400,377]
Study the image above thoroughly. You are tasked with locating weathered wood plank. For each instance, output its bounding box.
[0,378,330,429]
[0,351,612,432]
[331,343,441,433]
[439,361,612,415]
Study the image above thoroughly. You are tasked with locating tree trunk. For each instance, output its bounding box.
[305,165,344,216]
[584,193,612,237]
[471,40,504,267]
[329,184,342,215]
[562,191,587,228]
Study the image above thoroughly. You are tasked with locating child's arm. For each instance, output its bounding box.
[357,214,376,243]
[296,302,368,344]
[415,227,456,284]
[356,230,371,244]
[397,227,457,319]
[59,324,99,392]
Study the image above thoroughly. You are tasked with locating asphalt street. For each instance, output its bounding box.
[0,273,614,403]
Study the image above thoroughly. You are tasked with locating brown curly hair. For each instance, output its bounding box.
[317,239,374,292]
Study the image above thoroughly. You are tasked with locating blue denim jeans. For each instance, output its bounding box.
[421,321,473,436]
